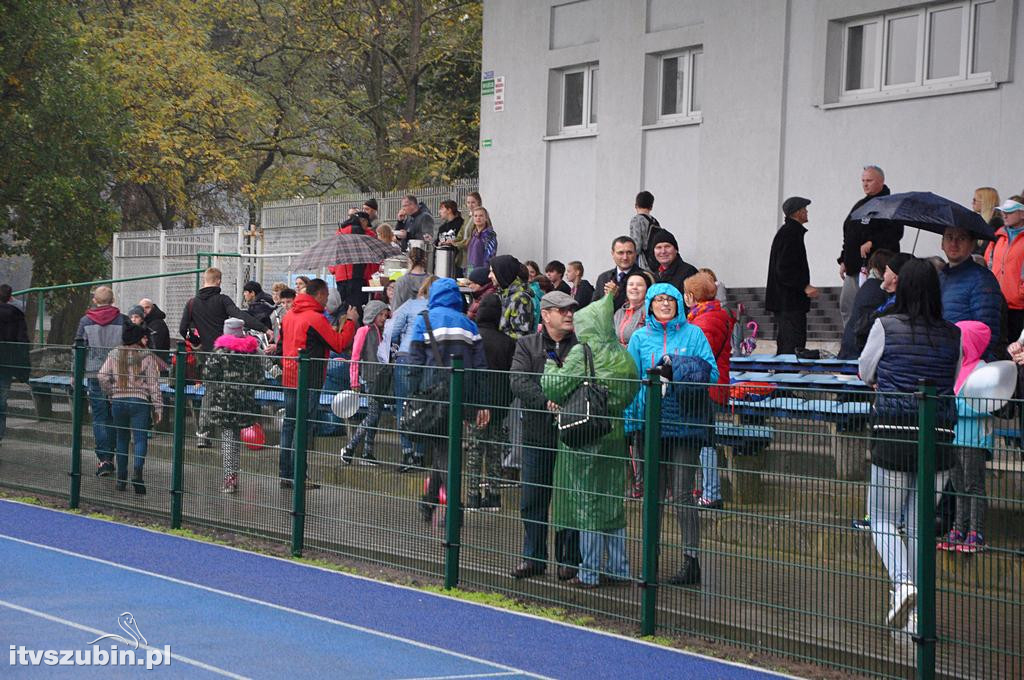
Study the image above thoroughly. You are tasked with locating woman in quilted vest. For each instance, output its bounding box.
[203,318,264,494]
[858,258,962,636]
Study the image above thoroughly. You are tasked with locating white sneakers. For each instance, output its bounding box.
[887,583,917,629]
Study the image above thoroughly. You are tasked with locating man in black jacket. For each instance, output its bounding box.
[766,197,819,355]
[509,291,581,580]
[179,267,269,446]
[838,165,895,325]
[592,236,643,310]
[0,284,30,446]
[648,230,698,296]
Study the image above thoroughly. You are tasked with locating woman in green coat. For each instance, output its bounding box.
[542,294,639,587]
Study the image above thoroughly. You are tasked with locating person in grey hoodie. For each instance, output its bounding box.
[75,286,127,477]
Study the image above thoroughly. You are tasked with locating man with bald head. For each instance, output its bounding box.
[838,165,898,325]
[75,286,128,476]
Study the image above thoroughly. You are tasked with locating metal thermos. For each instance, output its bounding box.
[433,248,455,278]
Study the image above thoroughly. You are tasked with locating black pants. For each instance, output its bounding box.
[774,311,807,355]
[1007,308,1024,345]
[335,278,369,311]
[520,446,580,570]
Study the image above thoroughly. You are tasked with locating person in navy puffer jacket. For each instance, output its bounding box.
[939,226,1004,359]
[625,282,717,587]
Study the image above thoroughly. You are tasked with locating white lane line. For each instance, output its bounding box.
[393,673,521,680]
[2,500,799,679]
[0,599,249,679]
[0,533,549,680]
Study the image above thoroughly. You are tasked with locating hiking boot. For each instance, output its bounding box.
[358,453,379,466]
[667,556,701,586]
[697,497,723,510]
[132,475,146,495]
[851,515,871,531]
[339,447,353,465]
[397,453,420,473]
[115,481,127,492]
[196,432,211,449]
[96,460,115,477]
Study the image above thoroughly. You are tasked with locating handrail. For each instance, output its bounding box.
[13,267,204,347]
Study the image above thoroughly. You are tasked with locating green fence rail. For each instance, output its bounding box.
[1,341,1021,680]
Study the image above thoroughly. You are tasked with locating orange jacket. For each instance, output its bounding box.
[984,227,1024,310]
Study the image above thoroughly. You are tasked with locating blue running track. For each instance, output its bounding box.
[0,500,795,679]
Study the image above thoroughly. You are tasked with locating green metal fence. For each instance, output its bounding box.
[1,340,1021,679]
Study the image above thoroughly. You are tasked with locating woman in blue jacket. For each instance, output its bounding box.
[626,283,717,586]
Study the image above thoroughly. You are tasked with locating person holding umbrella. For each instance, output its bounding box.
[329,211,379,311]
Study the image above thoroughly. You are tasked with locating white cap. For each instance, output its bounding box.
[999,199,1024,214]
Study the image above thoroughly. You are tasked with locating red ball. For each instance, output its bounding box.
[240,423,266,451]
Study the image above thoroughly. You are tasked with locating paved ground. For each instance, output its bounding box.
[1,385,1020,679]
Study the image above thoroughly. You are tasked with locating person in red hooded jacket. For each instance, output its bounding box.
[684,271,734,510]
[278,278,350,488]
[328,211,379,311]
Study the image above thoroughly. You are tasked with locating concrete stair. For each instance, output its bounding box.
[727,286,843,343]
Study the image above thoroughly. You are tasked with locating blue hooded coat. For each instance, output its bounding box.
[625,283,718,439]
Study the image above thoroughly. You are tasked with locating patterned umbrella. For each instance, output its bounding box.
[290,233,401,270]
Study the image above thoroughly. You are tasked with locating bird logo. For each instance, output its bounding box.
[88,612,148,650]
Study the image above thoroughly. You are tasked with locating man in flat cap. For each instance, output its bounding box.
[766,197,819,355]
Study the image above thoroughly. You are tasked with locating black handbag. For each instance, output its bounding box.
[557,344,610,448]
[398,311,450,444]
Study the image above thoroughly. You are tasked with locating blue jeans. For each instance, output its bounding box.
[111,397,151,480]
[0,375,10,441]
[393,355,423,456]
[279,387,319,479]
[579,528,629,585]
[700,446,721,501]
[87,378,115,462]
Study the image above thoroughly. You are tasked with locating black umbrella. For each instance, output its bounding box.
[850,191,996,241]
[290,233,401,270]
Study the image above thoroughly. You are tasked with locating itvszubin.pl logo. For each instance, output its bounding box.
[9,612,171,669]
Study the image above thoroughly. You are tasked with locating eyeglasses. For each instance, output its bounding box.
[652,296,676,304]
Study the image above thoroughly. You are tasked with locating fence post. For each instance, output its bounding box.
[444,358,465,589]
[170,341,187,529]
[68,340,87,509]
[291,350,311,557]
[36,296,45,347]
[640,367,663,636]
[915,381,937,680]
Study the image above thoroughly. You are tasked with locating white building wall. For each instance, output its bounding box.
[480,0,1024,287]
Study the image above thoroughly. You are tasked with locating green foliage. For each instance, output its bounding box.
[0,0,123,292]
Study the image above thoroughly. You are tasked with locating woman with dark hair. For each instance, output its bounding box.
[839,249,894,359]
[859,257,962,636]
[392,248,430,312]
[434,200,463,248]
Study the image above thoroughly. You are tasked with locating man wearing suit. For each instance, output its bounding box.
[592,236,643,311]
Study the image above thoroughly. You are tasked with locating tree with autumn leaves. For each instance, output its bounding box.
[1,0,480,339]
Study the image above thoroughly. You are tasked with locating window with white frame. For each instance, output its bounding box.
[658,47,703,121]
[560,63,598,132]
[840,0,998,101]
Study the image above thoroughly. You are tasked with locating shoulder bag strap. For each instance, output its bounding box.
[582,343,595,378]
[419,310,446,366]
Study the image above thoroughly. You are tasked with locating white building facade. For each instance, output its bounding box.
[478,0,1024,287]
